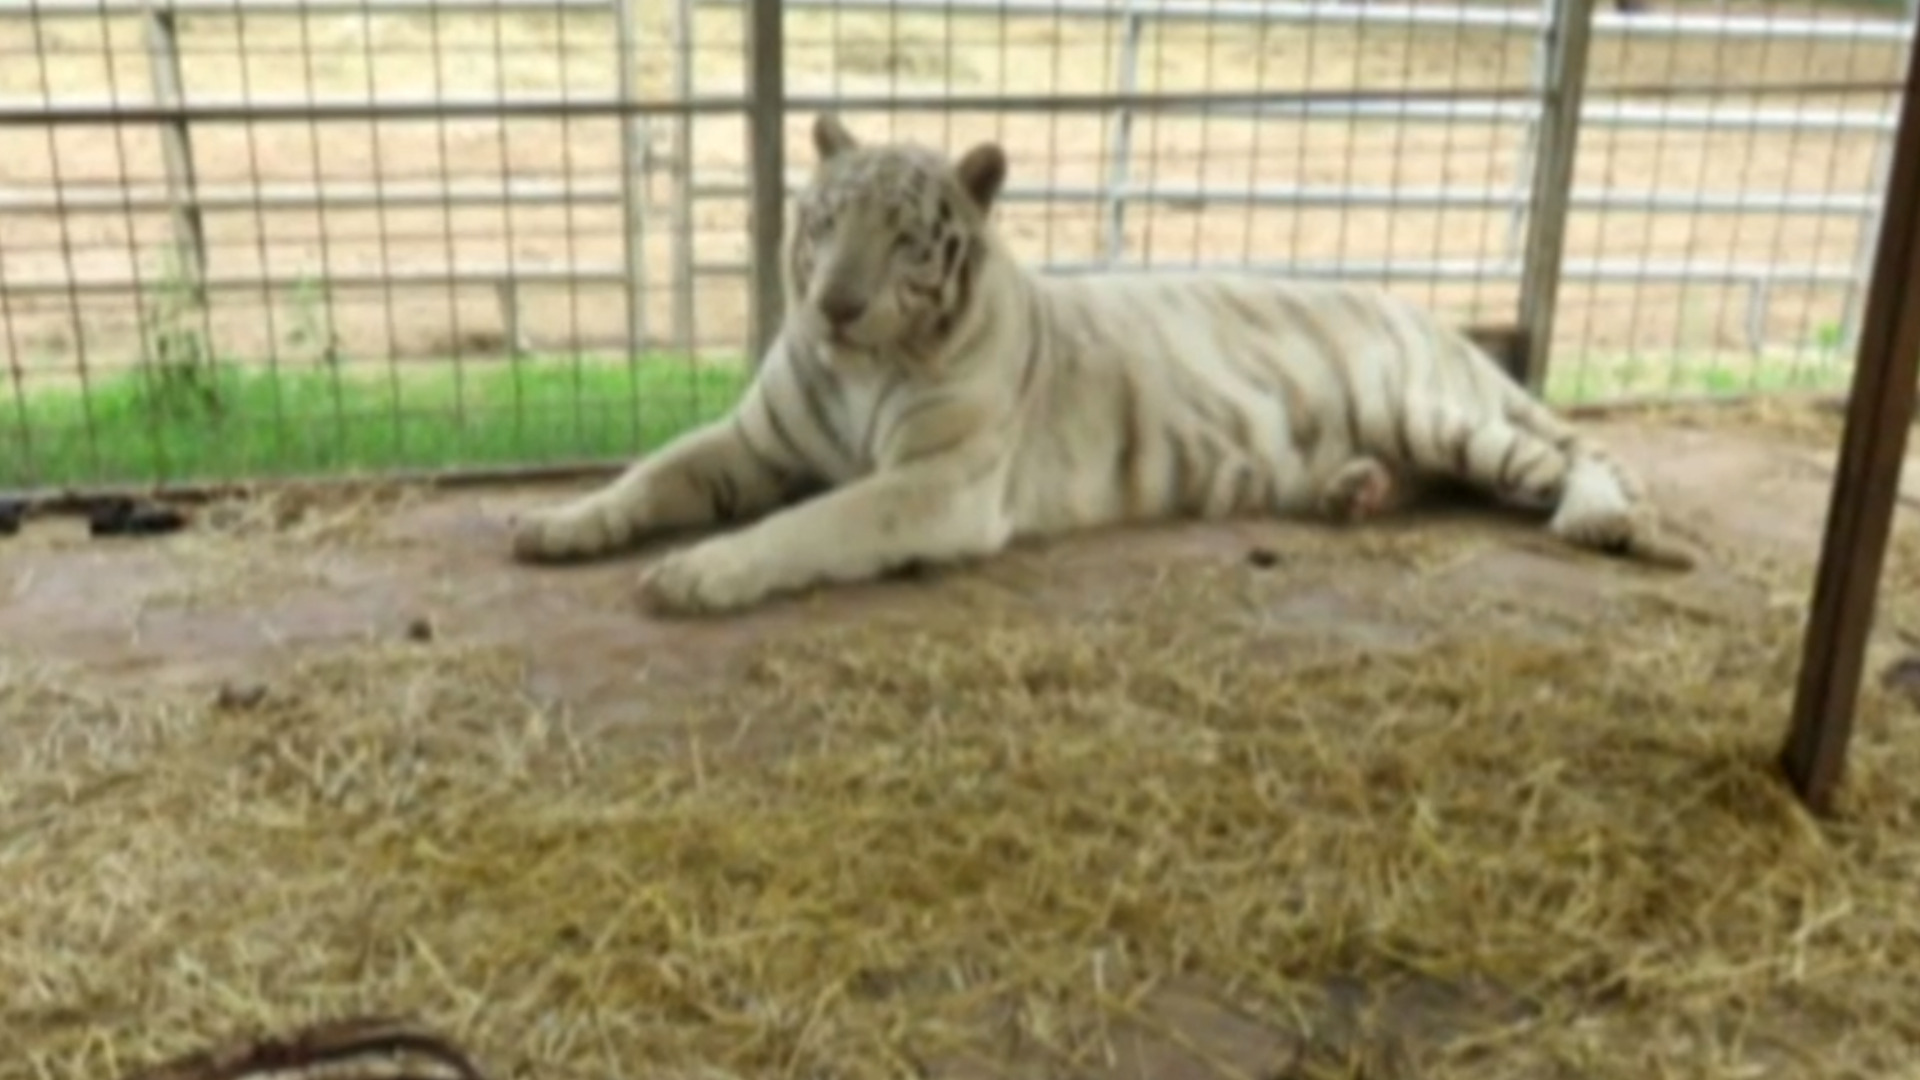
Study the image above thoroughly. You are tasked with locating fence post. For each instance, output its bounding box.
[745,0,786,367]
[143,0,207,304]
[1503,0,1557,260]
[612,0,650,360]
[670,0,697,357]
[1513,0,1596,392]
[1779,11,1920,815]
[1836,0,1917,356]
[1100,0,1144,266]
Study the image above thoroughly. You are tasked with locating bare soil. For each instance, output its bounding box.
[3,407,1889,723]
[2,0,1909,387]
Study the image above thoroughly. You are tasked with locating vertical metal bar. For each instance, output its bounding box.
[670,0,696,356]
[1,246,33,487]
[143,0,208,302]
[1836,1,1915,355]
[1780,21,1920,816]
[612,0,651,358]
[745,0,786,364]
[1502,0,1557,259]
[1101,3,1143,266]
[1513,0,1598,391]
[1837,132,1894,356]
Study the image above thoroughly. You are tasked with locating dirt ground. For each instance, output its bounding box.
[2,0,1910,387]
[0,405,1873,721]
[0,403,1898,732]
[5,402,1920,1076]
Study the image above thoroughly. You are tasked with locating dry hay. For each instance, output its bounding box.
[130,483,434,612]
[4,493,1920,1079]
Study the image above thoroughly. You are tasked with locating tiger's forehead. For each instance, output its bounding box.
[802,144,950,218]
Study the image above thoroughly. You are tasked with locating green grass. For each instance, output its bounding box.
[2,354,749,491]
[1542,346,1855,406]
[1,344,1859,494]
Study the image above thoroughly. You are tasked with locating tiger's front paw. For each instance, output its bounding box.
[509,499,632,563]
[635,541,769,617]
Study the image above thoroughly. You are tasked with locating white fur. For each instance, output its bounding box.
[509,118,1694,616]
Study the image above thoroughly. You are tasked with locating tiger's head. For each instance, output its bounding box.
[782,113,1009,367]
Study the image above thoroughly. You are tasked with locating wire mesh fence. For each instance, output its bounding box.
[1,0,1915,494]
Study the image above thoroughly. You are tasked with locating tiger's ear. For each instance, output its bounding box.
[813,113,859,161]
[953,141,1008,214]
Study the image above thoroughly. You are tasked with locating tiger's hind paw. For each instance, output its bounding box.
[1548,459,1698,571]
[1548,504,1636,555]
[1319,458,1399,525]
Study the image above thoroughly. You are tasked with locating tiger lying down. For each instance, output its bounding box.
[510,112,1698,617]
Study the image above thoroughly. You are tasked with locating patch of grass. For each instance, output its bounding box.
[2,353,749,491]
[3,342,1862,492]
[1545,347,1855,406]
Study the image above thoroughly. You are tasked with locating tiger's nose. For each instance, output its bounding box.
[819,293,867,328]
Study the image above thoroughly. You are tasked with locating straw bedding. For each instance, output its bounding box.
[5,408,1920,1080]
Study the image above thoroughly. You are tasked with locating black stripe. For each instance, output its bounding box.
[1232,462,1258,516]
[703,467,741,521]
[1388,399,1413,468]
[732,413,796,481]
[1017,289,1045,398]
[754,395,812,471]
[790,348,843,449]
[1170,433,1197,515]
[1115,367,1147,518]
[863,375,908,464]
[1495,438,1523,490]
[1279,288,1360,452]
[937,235,982,341]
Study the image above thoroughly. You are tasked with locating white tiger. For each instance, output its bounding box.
[509,112,1697,616]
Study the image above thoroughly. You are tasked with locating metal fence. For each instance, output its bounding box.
[1,0,1914,493]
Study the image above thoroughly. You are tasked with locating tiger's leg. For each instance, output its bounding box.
[637,464,1011,617]
[1399,404,1581,517]
[510,414,800,563]
[1394,397,1695,568]
[1317,457,1401,524]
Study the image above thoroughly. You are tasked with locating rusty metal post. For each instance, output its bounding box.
[745,0,786,366]
[1779,32,1920,815]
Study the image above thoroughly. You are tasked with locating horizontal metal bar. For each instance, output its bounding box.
[700,0,1917,45]
[14,0,613,15]
[11,0,1907,45]
[1175,99,1897,133]
[10,455,637,509]
[687,256,1864,288]
[1,93,731,125]
[5,90,1895,132]
[2,87,1545,128]
[1072,257,1867,287]
[8,173,1881,218]
[1,263,627,296]
[688,176,1884,217]
[1,177,628,214]
[1,252,1866,297]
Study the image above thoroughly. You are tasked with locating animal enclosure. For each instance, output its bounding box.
[1,0,1914,492]
[8,1,1920,1076]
